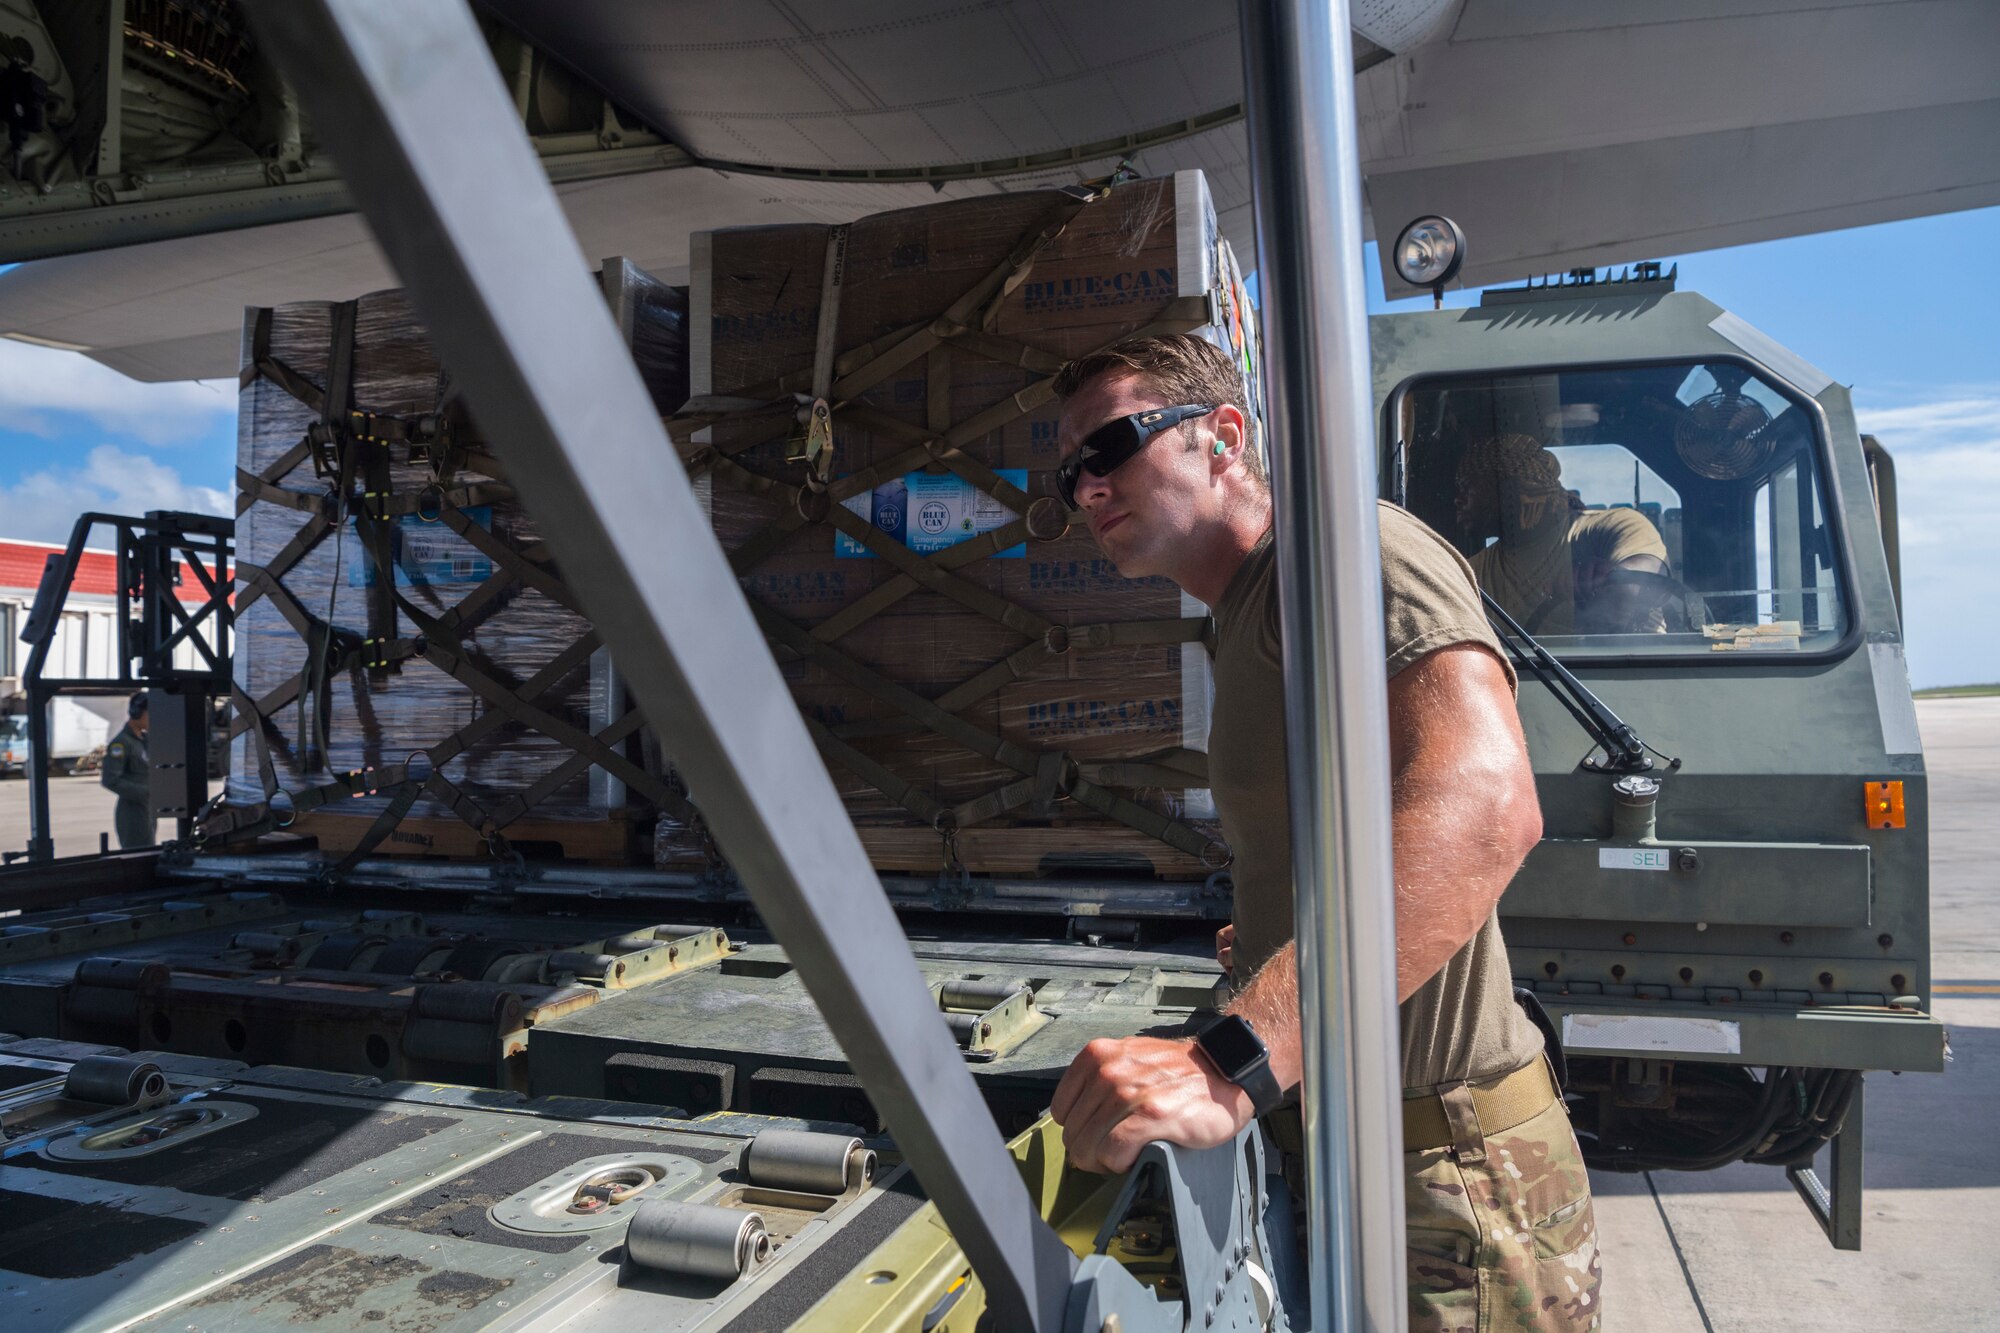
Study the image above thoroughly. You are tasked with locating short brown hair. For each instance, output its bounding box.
[1052,334,1264,485]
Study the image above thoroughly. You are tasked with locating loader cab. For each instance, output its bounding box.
[1396,357,1853,657]
[1371,266,1941,1244]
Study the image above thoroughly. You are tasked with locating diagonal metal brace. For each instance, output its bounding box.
[238,1,1079,1326]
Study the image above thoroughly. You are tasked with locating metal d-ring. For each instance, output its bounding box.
[267,789,297,828]
[796,486,832,523]
[1024,495,1071,542]
[415,483,446,522]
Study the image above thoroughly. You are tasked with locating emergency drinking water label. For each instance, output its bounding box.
[836,470,1027,559]
[1599,847,1671,871]
[348,507,495,587]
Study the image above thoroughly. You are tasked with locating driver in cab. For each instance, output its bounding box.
[1455,432,1672,636]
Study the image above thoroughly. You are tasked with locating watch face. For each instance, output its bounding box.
[1201,1015,1265,1077]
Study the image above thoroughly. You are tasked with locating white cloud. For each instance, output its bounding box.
[1854,387,2000,689]
[0,445,230,545]
[1851,397,1998,440]
[0,339,234,446]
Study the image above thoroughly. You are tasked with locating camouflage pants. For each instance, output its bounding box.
[1406,1095,1602,1331]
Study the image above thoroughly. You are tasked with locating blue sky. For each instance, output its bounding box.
[0,301,235,545]
[0,205,1994,684]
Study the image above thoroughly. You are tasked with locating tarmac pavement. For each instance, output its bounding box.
[0,770,162,861]
[1594,697,2000,1331]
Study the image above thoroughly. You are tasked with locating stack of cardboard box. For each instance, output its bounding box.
[683,171,1259,876]
[229,263,689,860]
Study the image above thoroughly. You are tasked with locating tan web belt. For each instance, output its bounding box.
[1402,1056,1560,1152]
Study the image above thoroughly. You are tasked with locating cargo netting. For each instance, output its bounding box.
[205,265,695,869]
[665,172,1261,880]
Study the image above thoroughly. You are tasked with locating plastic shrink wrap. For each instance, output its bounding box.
[227,262,689,859]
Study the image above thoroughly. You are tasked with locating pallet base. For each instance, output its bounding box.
[655,822,1215,881]
[855,824,1214,879]
[290,810,638,865]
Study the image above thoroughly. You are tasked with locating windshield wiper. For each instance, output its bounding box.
[1480,591,1676,774]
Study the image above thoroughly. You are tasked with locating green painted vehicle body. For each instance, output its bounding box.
[1371,281,1943,1077]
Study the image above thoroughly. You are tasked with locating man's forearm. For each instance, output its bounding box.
[1227,943,1304,1092]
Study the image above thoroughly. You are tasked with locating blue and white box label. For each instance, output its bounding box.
[837,470,1027,559]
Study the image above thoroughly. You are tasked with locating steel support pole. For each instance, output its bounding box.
[240,3,1077,1327]
[1240,1,1410,1328]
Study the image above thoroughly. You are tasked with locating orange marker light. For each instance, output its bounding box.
[1865,780,1906,830]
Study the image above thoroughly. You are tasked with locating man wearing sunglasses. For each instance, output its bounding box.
[1047,335,1600,1328]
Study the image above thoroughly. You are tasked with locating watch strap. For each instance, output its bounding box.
[1234,1054,1285,1117]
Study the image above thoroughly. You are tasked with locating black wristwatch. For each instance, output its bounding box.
[1196,1014,1285,1116]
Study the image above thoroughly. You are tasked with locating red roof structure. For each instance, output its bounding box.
[0,539,223,605]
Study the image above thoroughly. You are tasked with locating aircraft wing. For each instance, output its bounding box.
[1361,0,2000,295]
[0,0,1991,381]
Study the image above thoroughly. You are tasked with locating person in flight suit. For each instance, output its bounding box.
[100,693,154,849]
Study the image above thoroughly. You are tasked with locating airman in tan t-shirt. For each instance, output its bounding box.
[1209,504,1544,1091]
[1046,335,1602,1329]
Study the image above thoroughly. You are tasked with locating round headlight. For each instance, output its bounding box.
[1392,215,1466,289]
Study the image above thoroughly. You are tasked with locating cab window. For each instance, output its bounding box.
[1397,361,1849,657]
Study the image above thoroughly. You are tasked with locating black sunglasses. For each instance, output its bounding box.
[1056,403,1215,509]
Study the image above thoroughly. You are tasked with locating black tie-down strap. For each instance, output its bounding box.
[669,195,1227,870]
[209,308,694,867]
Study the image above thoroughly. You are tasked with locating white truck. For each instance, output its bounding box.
[0,697,116,776]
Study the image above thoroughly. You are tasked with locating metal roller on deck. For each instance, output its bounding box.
[938,977,1030,1011]
[229,931,302,961]
[64,1055,167,1105]
[367,936,452,976]
[410,981,525,1027]
[545,951,621,981]
[303,933,391,972]
[624,1200,770,1280]
[65,959,168,1032]
[402,982,526,1066]
[745,1128,874,1196]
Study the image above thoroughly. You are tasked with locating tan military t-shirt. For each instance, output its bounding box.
[1208,501,1545,1092]
[1470,505,1669,635]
